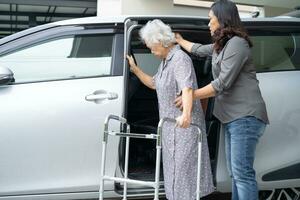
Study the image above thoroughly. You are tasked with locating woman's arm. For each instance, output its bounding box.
[175,33,214,57]
[175,33,194,53]
[176,87,193,128]
[126,55,155,90]
[193,83,216,100]
[210,37,249,94]
[174,84,216,110]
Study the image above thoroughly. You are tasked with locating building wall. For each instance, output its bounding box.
[98,0,265,18]
[98,0,208,16]
[122,0,208,16]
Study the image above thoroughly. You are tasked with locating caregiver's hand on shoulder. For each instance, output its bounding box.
[175,33,183,44]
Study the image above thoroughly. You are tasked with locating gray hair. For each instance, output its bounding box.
[139,19,175,48]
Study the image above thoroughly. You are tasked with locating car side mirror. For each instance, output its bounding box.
[0,66,14,85]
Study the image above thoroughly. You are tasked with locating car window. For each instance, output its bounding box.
[133,52,161,76]
[0,34,113,83]
[251,34,300,72]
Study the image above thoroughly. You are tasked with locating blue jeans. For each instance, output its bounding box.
[224,116,266,200]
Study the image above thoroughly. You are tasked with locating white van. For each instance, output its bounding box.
[0,16,299,200]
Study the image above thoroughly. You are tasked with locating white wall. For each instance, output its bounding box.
[97,0,264,18]
[122,0,208,16]
[97,0,122,16]
[98,0,208,16]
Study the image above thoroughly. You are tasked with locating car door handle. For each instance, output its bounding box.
[85,90,118,102]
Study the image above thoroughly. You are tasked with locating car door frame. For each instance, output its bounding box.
[117,16,216,196]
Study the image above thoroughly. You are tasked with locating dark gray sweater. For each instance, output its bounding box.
[191,36,269,124]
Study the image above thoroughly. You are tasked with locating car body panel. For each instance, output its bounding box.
[216,71,300,192]
[0,77,123,196]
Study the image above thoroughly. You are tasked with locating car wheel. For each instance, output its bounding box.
[259,188,300,200]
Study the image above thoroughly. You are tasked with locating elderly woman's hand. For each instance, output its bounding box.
[126,55,139,74]
[176,113,191,128]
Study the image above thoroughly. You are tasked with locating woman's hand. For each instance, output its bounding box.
[174,33,183,44]
[126,55,139,74]
[174,95,183,110]
[174,33,193,53]
[176,113,191,128]
[126,55,155,90]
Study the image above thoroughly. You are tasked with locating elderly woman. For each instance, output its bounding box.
[126,19,214,200]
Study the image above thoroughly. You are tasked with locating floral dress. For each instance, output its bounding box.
[153,45,215,200]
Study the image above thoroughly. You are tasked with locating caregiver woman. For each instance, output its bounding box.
[175,0,269,199]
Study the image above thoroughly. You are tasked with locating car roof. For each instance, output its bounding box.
[53,15,128,25]
[52,15,300,26]
[1,15,300,46]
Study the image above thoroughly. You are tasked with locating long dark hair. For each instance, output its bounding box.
[211,0,253,53]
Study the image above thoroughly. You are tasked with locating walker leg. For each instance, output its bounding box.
[123,126,130,200]
[154,137,161,200]
[196,134,202,200]
[154,147,161,200]
[99,141,107,200]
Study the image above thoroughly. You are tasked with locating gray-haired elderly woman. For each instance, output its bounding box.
[126,19,214,200]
